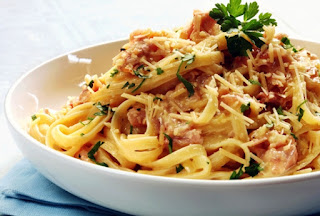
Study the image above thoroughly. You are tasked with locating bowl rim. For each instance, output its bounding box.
[5,37,320,187]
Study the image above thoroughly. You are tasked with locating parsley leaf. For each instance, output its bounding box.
[31,114,37,121]
[248,79,261,86]
[176,54,195,97]
[276,106,285,116]
[79,117,94,126]
[230,164,244,180]
[110,68,119,77]
[265,122,274,128]
[88,80,94,88]
[296,100,307,121]
[133,65,149,79]
[209,1,277,57]
[281,37,298,53]
[226,35,252,57]
[80,133,85,136]
[122,81,129,89]
[227,0,246,17]
[153,96,163,101]
[176,164,184,173]
[290,133,298,140]
[87,141,108,167]
[106,83,110,89]
[244,2,259,21]
[240,102,250,113]
[131,78,146,93]
[163,133,173,154]
[245,160,263,177]
[94,102,111,116]
[129,125,133,134]
[259,13,277,26]
[156,67,164,75]
[297,108,304,122]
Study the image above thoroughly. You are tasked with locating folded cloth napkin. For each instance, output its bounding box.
[0,159,130,216]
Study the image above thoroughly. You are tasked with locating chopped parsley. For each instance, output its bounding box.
[230,164,244,180]
[153,96,163,101]
[156,67,164,75]
[80,117,94,126]
[248,79,261,86]
[176,54,196,97]
[87,141,108,167]
[296,100,307,122]
[265,122,274,128]
[80,133,85,136]
[230,159,263,179]
[163,133,173,154]
[209,0,277,57]
[129,125,133,134]
[276,106,284,116]
[176,164,184,173]
[290,133,298,140]
[133,65,149,79]
[240,102,250,113]
[245,159,263,177]
[31,114,37,121]
[110,68,119,77]
[122,82,135,89]
[93,102,111,116]
[131,78,146,93]
[128,83,136,89]
[106,83,110,89]
[88,80,94,88]
[281,37,298,53]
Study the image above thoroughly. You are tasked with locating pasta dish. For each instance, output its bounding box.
[29,1,320,180]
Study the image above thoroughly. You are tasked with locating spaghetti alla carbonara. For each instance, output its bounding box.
[29,1,320,180]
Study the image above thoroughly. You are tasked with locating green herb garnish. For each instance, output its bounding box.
[281,37,298,53]
[31,114,37,121]
[240,102,250,113]
[131,78,146,93]
[176,164,184,173]
[79,117,94,126]
[209,0,277,57]
[153,96,163,101]
[290,133,298,140]
[164,133,173,154]
[245,159,263,177]
[265,122,274,128]
[230,164,244,180]
[176,54,195,97]
[248,79,261,86]
[88,80,94,88]
[129,125,133,134]
[94,102,111,116]
[276,106,284,116]
[80,133,85,136]
[110,68,119,77]
[87,141,108,167]
[133,65,149,79]
[296,100,307,121]
[156,67,164,75]
[106,83,110,89]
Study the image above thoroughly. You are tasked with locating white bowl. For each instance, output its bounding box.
[5,38,320,216]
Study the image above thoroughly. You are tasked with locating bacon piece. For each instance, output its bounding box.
[180,10,218,43]
[127,107,146,127]
[249,129,298,176]
[256,91,291,109]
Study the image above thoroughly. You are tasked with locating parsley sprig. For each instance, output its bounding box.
[87,141,108,167]
[164,133,173,154]
[230,159,263,179]
[209,0,277,57]
[176,54,196,97]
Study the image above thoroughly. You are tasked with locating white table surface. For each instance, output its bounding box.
[1,0,320,178]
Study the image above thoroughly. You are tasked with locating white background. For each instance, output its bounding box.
[1,0,320,177]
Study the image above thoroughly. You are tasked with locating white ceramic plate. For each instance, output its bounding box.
[5,38,320,216]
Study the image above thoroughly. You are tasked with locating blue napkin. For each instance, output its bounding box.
[0,159,130,216]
